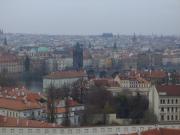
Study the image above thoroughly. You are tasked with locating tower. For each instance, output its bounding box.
[0,29,3,35]
[3,37,8,46]
[132,33,137,45]
[73,42,83,70]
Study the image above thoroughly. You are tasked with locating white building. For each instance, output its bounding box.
[56,58,73,70]
[43,70,87,91]
[149,85,180,123]
[54,99,84,126]
[114,75,150,88]
[0,97,43,120]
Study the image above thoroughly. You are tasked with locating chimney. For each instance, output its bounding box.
[26,120,29,127]
[16,119,19,126]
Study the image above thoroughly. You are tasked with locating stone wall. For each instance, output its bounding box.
[0,124,180,135]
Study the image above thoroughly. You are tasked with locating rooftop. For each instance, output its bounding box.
[44,70,87,79]
[0,115,62,128]
[156,85,180,96]
[0,97,42,111]
[141,70,167,79]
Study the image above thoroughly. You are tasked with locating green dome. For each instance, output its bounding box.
[37,47,49,52]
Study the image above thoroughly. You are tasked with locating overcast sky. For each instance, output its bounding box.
[0,0,180,35]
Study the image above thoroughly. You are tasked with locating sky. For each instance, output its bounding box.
[0,0,180,35]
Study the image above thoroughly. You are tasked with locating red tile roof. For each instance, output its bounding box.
[141,129,161,135]
[141,71,167,79]
[160,128,180,135]
[0,53,20,63]
[0,115,62,128]
[0,86,45,102]
[156,85,180,96]
[0,97,42,111]
[44,70,87,79]
[92,78,119,87]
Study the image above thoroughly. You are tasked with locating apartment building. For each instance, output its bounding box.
[0,87,45,120]
[149,85,180,123]
[114,75,150,88]
[0,97,43,119]
[0,52,23,74]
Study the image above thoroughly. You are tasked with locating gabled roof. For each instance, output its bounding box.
[156,85,180,96]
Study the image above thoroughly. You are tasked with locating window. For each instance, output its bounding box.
[108,128,112,132]
[161,115,164,121]
[175,115,178,120]
[171,115,174,120]
[76,129,80,134]
[172,99,174,104]
[45,129,49,134]
[176,99,178,104]
[175,107,178,112]
[53,129,57,134]
[38,111,41,116]
[28,129,32,133]
[167,115,170,120]
[101,128,105,132]
[167,99,170,104]
[36,129,40,133]
[172,107,174,112]
[84,129,88,133]
[68,129,72,134]
[161,107,164,112]
[60,129,64,134]
[160,99,163,104]
[161,99,165,104]
[11,129,14,133]
[163,100,165,104]
[93,128,97,133]
[132,127,136,132]
[19,129,23,133]
[167,107,170,112]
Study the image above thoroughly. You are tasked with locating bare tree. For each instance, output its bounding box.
[47,85,57,123]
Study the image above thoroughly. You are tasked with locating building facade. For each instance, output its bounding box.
[73,43,83,70]
[43,70,87,90]
[149,85,180,123]
[0,53,23,74]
